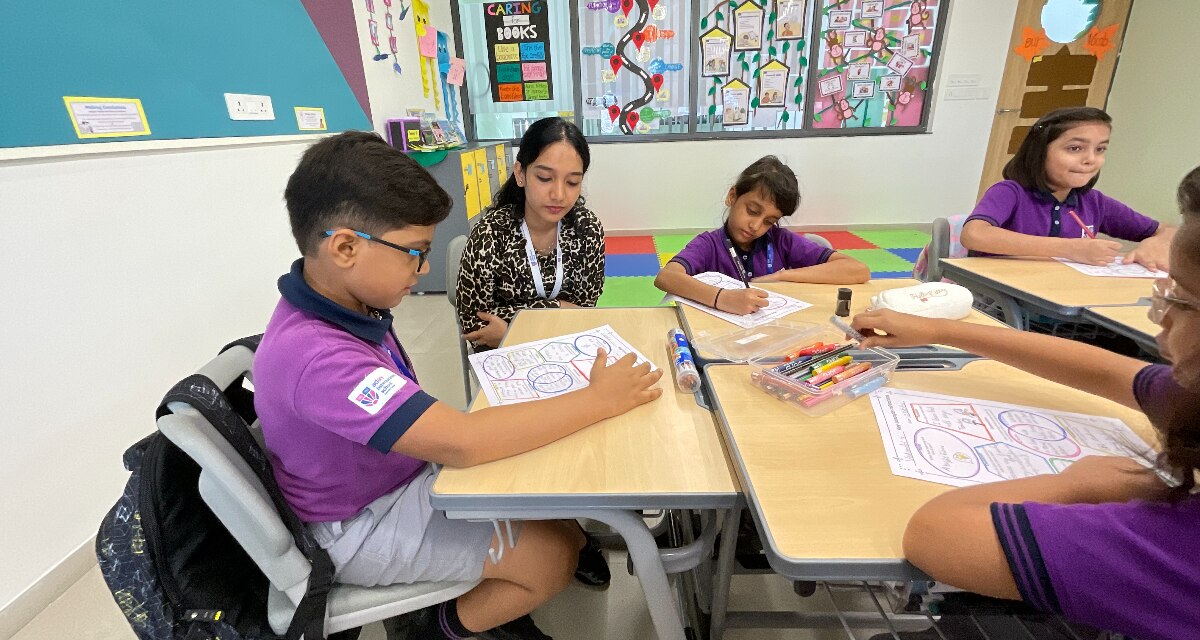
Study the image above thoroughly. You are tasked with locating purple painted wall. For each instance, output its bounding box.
[301,0,372,121]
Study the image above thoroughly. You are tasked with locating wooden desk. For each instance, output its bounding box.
[704,359,1155,580]
[431,307,738,640]
[1083,304,1160,356]
[940,257,1154,328]
[432,307,737,507]
[677,279,1009,361]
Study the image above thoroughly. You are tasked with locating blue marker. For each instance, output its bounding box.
[848,376,887,398]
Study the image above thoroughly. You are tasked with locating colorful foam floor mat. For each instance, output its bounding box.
[597,229,931,308]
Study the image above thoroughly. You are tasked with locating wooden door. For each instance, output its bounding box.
[978,0,1134,199]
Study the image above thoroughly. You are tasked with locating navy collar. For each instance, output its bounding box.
[278,258,393,345]
[1034,189,1081,206]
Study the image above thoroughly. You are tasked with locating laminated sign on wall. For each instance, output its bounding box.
[485,0,553,102]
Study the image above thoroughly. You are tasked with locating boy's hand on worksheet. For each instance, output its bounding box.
[1065,238,1122,266]
[1124,235,1171,272]
[587,348,663,417]
[851,309,940,348]
[716,287,770,315]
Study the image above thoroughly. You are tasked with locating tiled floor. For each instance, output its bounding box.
[598,229,930,307]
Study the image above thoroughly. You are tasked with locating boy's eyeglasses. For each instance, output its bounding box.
[1148,277,1198,325]
[324,229,430,272]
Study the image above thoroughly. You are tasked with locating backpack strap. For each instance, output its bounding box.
[158,373,333,640]
[220,333,263,355]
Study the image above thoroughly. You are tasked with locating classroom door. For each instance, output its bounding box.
[977,0,1133,199]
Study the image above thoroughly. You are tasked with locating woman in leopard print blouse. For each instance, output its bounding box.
[457,117,605,349]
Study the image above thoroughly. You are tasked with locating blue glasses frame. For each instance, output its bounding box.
[324,229,430,272]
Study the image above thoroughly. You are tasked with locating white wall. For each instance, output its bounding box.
[583,1,1018,233]
[1102,0,1200,224]
[0,141,307,610]
[352,0,461,136]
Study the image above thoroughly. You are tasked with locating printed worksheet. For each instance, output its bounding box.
[870,388,1155,488]
[468,325,656,406]
[1054,257,1167,279]
[664,271,813,328]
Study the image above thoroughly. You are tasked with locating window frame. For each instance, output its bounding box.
[452,0,951,145]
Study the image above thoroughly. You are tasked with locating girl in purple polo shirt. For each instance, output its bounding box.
[852,165,1200,639]
[654,156,869,315]
[964,107,1175,271]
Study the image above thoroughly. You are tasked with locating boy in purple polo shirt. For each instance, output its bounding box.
[655,156,869,315]
[963,107,1175,270]
[254,132,663,640]
[852,164,1200,639]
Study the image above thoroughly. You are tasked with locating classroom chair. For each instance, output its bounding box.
[913,215,966,282]
[446,234,477,403]
[802,232,834,251]
[157,344,478,638]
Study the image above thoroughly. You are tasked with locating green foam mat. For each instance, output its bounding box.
[597,276,668,308]
[852,229,932,248]
[837,248,919,272]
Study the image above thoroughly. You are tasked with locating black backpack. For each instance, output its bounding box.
[96,336,337,640]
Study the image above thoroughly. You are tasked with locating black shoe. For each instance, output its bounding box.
[478,614,554,640]
[382,605,434,639]
[574,533,611,589]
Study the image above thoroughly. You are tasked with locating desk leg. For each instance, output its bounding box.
[708,507,740,640]
[591,509,688,640]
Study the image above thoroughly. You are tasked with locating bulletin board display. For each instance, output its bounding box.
[484,1,556,103]
[577,0,693,136]
[0,2,371,149]
[694,0,815,132]
[810,0,943,129]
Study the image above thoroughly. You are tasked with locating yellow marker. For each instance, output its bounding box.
[813,355,852,374]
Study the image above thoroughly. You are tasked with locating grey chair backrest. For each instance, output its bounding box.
[446,235,467,310]
[803,232,834,251]
[925,217,951,282]
[446,235,474,403]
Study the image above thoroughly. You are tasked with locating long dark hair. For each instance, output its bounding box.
[729,155,800,217]
[1156,165,1200,495]
[1002,106,1112,193]
[493,117,591,213]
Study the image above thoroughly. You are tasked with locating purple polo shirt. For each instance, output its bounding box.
[967,181,1158,256]
[254,259,436,522]
[991,364,1198,639]
[668,225,833,280]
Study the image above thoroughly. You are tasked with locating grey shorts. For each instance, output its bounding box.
[308,465,495,586]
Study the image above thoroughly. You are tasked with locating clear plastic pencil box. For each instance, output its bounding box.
[690,319,899,417]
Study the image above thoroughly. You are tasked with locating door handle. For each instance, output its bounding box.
[996,108,1021,113]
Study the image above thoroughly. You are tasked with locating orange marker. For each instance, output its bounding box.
[832,362,872,383]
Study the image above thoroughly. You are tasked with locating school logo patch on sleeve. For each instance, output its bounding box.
[347,367,407,415]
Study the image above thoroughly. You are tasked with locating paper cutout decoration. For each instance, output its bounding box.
[757,60,789,107]
[733,0,764,51]
[722,78,751,125]
[608,104,621,122]
[419,27,438,57]
[412,0,432,97]
[447,58,466,85]
[776,0,805,41]
[1013,26,1051,62]
[1041,0,1101,43]
[610,55,623,72]
[626,111,640,128]
[651,73,664,92]
[700,27,732,77]
[1084,23,1118,60]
